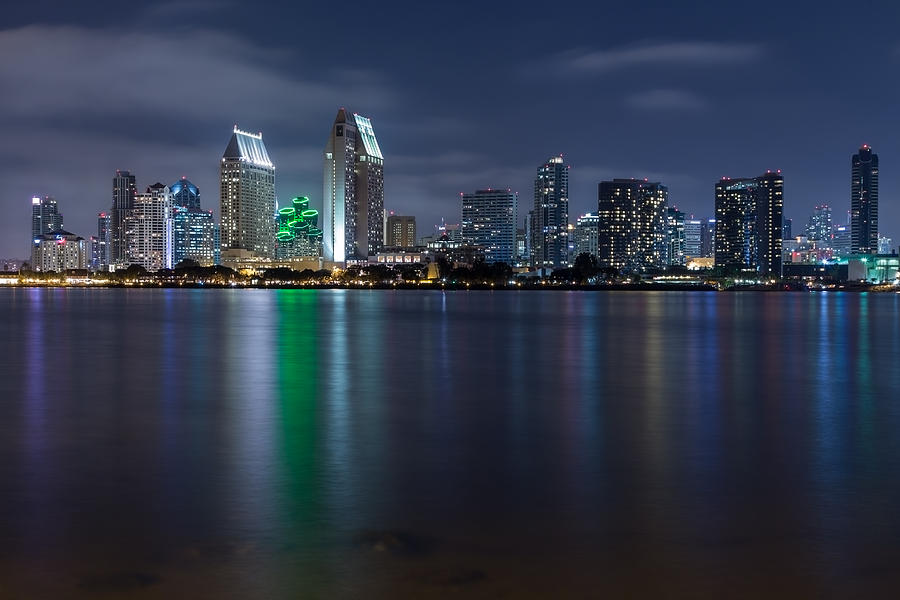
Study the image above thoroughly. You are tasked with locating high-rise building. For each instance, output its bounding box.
[126,183,173,271]
[323,108,385,262]
[96,212,111,270]
[806,204,832,242]
[220,127,276,259]
[111,170,137,268]
[714,171,783,275]
[170,178,216,266]
[31,196,64,242]
[878,235,894,255]
[684,219,702,257]
[31,231,88,272]
[782,218,792,240]
[832,225,851,255]
[386,214,416,248]
[574,213,599,259]
[667,207,686,266]
[597,179,668,272]
[851,144,878,254]
[461,189,517,264]
[701,218,716,258]
[533,155,569,269]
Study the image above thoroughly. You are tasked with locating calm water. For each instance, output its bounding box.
[2,288,900,598]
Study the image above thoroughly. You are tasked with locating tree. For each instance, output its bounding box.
[572,252,600,283]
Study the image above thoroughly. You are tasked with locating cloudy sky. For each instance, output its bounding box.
[2,0,899,258]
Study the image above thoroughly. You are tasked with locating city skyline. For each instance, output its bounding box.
[2,2,900,259]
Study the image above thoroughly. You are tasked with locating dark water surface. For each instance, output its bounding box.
[2,288,900,598]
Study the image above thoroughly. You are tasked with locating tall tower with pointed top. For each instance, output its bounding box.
[323,108,384,263]
[219,126,276,259]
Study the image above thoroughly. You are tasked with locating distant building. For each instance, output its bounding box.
[386,214,416,248]
[171,178,216,266]
[851,144,878,254]
[95,212,111,270]
[31,196,64,243]
[832,225,851,255]
[667,207,685,266]
[878,235,894,255]
[532,155,569,269]
[461,189,517,264]
[323,108,385,262]
[31,231,88,272]
[574,213,599,259]
[125,183,173,271]
[597,179,668,272]
[782,218,792,240]
[806,204,832,242]
[714,172,783,276]
[111,170,137,268]
[220,127,276,259]
[701,218,716,258]
[684,218,702,257]
[275,196,323,259]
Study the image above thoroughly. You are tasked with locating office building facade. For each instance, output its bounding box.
[461,189,517,264]
[597,179,668,271]
[714,171,783,275]
[111,170,137,268]
[533,155,569,269]
[574,213,599,259]
[125,183,173,271]
[851,144,878,254]
[323,108,385,262]
[220,127,276,259]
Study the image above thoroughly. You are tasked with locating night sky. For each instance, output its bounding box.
[2,0,899,259]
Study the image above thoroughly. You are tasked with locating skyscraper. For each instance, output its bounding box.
[171,178,216,266]
[667,207,685,266]
[31,196,64,241]
[220,127,276,259]
[386,214,416,248]
[533,156,569,269]
[323,108,385,262]
[597,179,668,272]
[96,212,111,271]
[111,170,137,268]
[806,204,832,242]
[461,189,517,264]
[851,144,878,254]
[574,213,599,258]
[126,183,173,271]
[714,171,783,275]
[684,219,702,258]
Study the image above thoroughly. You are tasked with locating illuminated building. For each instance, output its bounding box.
[533,155,570,269]
[96,212,111,270]
[171,178,216,266]
[805,204,832,242]
[714,172,783,276]
[31,230,88,272]
[574,213,599,258]
[832,225,851,255]
[323,108,385,262]
[667,207,685,266]
[701,218,715,258]
[684,219,702,257]
[461,189,517,264]
[851,144,878,254]
[125,183,173,271]
[386,214,416,248]
[878,236,894,255]
[782,218,792,240]
[111,170,137,268]
[597,179,668,272]
[31,196,64,241]
[275,196,323,259]
[220,126,276,259]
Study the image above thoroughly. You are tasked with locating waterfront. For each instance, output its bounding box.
[2,288,900,597]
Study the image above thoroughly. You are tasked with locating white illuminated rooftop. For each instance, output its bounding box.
[353,114,383,160]
[223,126,274,169]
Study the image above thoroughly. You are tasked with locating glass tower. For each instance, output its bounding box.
[220,127,276,259]
[533,156,570,269]
[851,144,878,254]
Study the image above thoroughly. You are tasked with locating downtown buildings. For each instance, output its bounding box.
[714,171,783,276]
[597,179,668,272]
[172,178,217,266]
[32,196,64,240]
[125,183,174,272]
[110,170,137,268]
[220,127,276,260]
[386,214,417,248]
[323,108,385,263]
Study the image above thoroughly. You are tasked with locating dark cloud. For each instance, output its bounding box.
[625,89,708,112]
